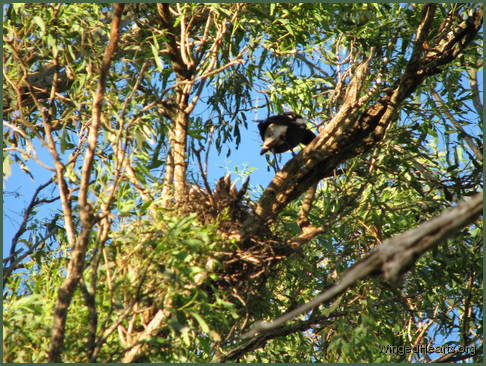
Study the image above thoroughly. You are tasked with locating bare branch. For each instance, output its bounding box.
[178,5,195,70]
[184,57,245,115]
[120,61,148,119]
[431,340,482,363]
[157,3,192,79]
[243,7,483,234]
[257,192,481,335]
[192,144,216,207]
[430,89,483,161]
[233,192,482,357]
[2,122,56,171]
[8,179,53,262]
[409,4,437,64]
[42,111,77,248]
[467,66,483,117]
[218,310,347,362]
[296,182,317,229]
[48,4,125,362]
[121,308,172,362]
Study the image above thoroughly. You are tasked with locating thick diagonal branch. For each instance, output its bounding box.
[227,192,482,361]
[244,6,483,235]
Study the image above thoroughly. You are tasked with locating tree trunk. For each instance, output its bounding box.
[172,109,189,202]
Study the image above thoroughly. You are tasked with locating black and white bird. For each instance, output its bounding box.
[258,112,316,155]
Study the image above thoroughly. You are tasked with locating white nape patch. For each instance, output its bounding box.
[263,124,287,148]
[264,124,287,139]
[294,117,306,125]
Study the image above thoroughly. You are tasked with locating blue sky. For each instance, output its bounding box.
[2,6,482,362]
[3,65,483,257]
[2,106,294,257]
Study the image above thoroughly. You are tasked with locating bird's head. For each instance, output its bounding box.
[281,112,305,125]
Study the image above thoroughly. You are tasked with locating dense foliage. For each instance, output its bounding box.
[3,3,483,362]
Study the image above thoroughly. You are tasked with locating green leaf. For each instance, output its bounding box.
[3,154,12,179]
[46,33,58,57]
[12,3,24,13]
[151,43,164,72]
[180,326,191,346]
[33,16,46,34]
[190,312,210,333]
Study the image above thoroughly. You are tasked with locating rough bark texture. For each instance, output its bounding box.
[211,7,483,360]
[47,4,125,362]
[221,191,483,362]
[157,3,192,203]
[241,6,483,237]
[171,107,190,202]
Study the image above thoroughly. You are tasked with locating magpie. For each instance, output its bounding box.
[258,112,316,155]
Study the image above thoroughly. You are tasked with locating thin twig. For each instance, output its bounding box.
[192,144,216,207]
[243,192,482,340]
[467,66,483,116]
[121,61,148,119]
[430,89,483,161]
[8,178,53,263]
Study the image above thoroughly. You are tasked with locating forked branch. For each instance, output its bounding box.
[221,192,483,362]
[48,3,125,362]
[243,6,483,235]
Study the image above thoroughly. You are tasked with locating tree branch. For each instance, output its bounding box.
[3,179,54,282]
[430,88,483,162]
[216,311,346,362]
[467,66,483,117]
[243,6,483,235]
[48,3,125,362]
[79,279,98,362]
[233,192,482,357]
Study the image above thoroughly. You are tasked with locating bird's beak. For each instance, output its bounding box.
[260,148,268,155]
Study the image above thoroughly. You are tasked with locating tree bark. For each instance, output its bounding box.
[157,3,192,203]
[242,6,483,237]
[172,108,189,201]
[222,191,483,362]
[48,4,125,362]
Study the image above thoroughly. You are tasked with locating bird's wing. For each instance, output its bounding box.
[302,129,317,145]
